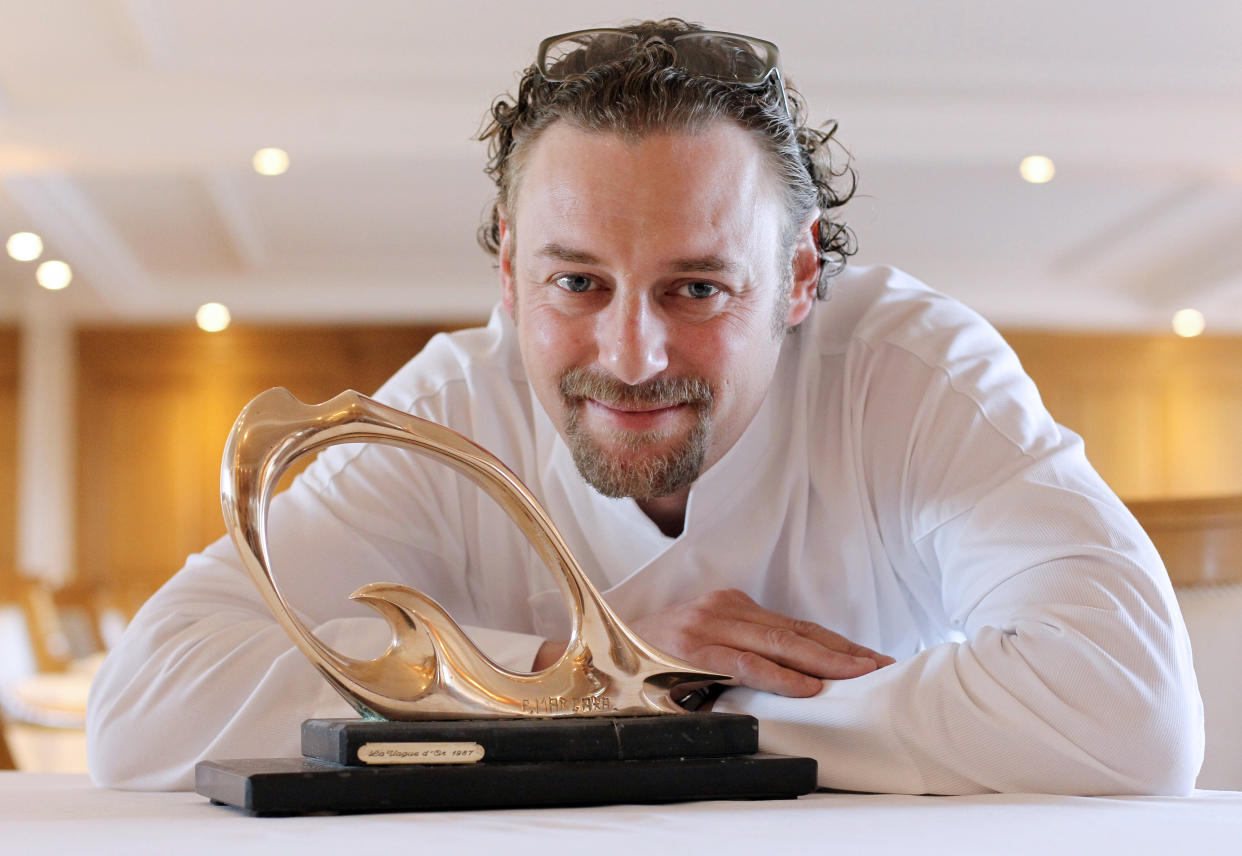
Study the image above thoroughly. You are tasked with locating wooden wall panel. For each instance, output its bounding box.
[1001,331,1242,500]
[0,327,17,598]
[65,323,1242,604]
[81,377,209,587]
[76,323,474,602]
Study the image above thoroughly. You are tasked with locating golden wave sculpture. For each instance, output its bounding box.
[221,388,727,720]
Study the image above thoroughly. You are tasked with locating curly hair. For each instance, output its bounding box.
[477,19,856,299]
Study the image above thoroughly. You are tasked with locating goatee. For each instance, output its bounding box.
[559,367,714,500]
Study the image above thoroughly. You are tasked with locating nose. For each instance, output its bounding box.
[596,293,668,386]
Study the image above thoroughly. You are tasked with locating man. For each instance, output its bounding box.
[87,20,1202,794]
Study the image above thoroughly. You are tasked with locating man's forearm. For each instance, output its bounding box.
[713,589,1202,796]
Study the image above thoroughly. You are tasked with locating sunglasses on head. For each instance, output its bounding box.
[535,27,790,119]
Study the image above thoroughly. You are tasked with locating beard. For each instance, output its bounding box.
[558,367,714,500]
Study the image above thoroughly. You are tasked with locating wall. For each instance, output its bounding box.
[0,324,1226,607]
[1001,332,1242,501]
[74,323,472,603]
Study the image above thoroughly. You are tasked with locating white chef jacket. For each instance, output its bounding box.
[86,265,1204,794]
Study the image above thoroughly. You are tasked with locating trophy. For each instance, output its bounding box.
[195,388,816,815]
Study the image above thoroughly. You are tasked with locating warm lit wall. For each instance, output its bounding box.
[75,323,474,603]
[50,325,1242,606]
[0,327,18,597]
[1001,331,1242,500]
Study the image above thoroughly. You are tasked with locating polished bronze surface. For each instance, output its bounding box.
[221,387,727,720]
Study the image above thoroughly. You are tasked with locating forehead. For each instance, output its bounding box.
[511,121,783,252]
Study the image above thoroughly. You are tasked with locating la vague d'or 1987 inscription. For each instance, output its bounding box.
[357,741,485,765]
[521,695,614,714]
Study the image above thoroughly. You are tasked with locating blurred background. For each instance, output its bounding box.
[1,1,1240,777]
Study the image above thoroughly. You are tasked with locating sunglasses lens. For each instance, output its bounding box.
[672,34,773,82]
[539,32,639,81]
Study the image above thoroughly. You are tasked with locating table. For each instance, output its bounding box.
[3,773,1240,856]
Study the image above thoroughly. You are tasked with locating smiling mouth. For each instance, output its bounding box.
[590,399,685,414]
[583,398,688,432]
[558,367,713,436]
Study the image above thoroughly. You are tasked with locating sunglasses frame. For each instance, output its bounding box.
[535,27,790,118]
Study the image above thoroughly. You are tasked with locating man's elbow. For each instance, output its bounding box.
[88,722,195,791]
[1129,713,1203,795]
[87,685,196,791]
[992,652,1206,796]
[87,705,141,790]
[1091,689,1204,796]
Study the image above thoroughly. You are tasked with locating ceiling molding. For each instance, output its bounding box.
[1126,203,1242,309]
[1052,185,1207,279]
[122,0,174,68]
[203,170,268,270]
[2,173,154,313]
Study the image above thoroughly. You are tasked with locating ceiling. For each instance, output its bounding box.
[1,0,1240,332]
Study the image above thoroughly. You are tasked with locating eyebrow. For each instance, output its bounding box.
[535,243,742,275]
[672,256,741,275]
[536,243,600,265]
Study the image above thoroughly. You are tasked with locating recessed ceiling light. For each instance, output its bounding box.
[1171,308,1205,338]
[196,302,231,332]
[36,260,72,290]
[253,147,290,176]
[1019,155,1056,184]
[6,231,43,261]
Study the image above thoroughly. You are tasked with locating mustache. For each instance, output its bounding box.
[559,367,713,409]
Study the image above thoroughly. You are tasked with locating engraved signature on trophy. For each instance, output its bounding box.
[521,696,615,715]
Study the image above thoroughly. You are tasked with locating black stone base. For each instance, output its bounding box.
[196,753,818,816]
[302,713,759,766]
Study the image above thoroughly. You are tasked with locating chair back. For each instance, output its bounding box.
[14,578,73,674]
[1127,494,1242,791]
[0,714,15,770]
[1127,495,1242,586]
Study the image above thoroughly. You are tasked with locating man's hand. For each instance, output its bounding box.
[532,588,895,697]
[630,588,894,697]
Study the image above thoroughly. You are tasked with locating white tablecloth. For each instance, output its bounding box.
[3,773,1240,856]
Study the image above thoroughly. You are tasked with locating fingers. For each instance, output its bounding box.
[639,588,898,696]
[532,639,567,671]
[784,618,897,668]
[700,589,895,672]
[628,588,898,698]
[694,644,830,697]
[707,619,879,681]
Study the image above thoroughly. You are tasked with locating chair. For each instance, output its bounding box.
[1127,495,1242,791]
[0,713,16,770]
[1,577,105,773]
[14,578,75,674]
[1127,495,1242,587]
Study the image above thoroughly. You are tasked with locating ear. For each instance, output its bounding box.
[785,212,820,327]
[498,210,516,319]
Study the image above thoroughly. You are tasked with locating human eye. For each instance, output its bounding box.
[553,274,597,293]
[675,280,721,299]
